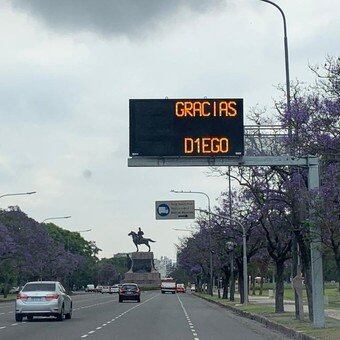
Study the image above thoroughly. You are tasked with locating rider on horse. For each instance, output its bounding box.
[137,227,144,241]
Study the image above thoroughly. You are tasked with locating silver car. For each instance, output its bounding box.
[15,281,72,322]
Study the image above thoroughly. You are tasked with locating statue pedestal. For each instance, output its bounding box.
[124,252,161,288]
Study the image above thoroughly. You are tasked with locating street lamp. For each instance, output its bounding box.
[259,0,291,129]
[197,208,248,305]
[41,216,71,223]
[0,191,37,200]
[74,229,92,233]
[171,189,214,296]
[172,228,192,232]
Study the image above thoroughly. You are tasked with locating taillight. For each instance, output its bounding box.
[45,294,59,301]
[136,288,140,293]
[119,289,125,293]
[17,293,28,301]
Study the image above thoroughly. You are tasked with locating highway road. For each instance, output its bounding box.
[0,292,289,340]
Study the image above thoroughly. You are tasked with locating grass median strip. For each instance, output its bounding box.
[195,293,340,340]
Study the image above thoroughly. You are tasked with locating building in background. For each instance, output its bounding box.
[154,256,173,278]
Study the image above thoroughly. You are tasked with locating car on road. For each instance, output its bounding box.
[96,285,103,293]
[111,284,119,293]
[190,284,196,292]
[101,286,112,294]
[161,278,176,294]
[85,284,96,292]
[15,281,72,322]
[119,283,140,303]
[176,283,185,293]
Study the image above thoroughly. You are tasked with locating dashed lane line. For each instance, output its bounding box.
[80,293,160,338]
[73,298,117,312]
[0,298,116,332]
[177,295,200,340]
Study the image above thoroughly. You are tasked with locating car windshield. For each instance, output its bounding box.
[22,283,56,292]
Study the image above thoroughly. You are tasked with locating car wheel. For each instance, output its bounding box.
[136,297,140,303]
[15,314,23,322]
[65,311,72,320]
[65,305,72,320]
[56,306,64,321]
[27,315,34,321]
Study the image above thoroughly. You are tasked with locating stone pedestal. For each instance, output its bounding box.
[124,252,161,287]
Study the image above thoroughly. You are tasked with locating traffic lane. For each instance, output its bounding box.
[87,292,195,340]
[180,293,289,340]
[0,290,130,340]
[0,293,115,322]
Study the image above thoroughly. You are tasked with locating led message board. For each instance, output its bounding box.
[129,99,244,157]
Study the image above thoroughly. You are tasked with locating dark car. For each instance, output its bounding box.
[119,283,140,303]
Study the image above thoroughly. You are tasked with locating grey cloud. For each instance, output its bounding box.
[11,0,223,38]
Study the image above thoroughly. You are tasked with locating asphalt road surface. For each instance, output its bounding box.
[0,292,289,340]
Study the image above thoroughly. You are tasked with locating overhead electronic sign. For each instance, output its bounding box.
[129,99,244,157]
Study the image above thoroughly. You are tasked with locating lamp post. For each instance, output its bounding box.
[75,229,92,233]
[0,191,37,200]
[197,208,248,305]
[172,228,192,232]
[259,0,291,126]
[41,216,71,223]
[171,189,214,296]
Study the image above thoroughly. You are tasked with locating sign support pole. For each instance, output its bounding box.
[308,157,325,328]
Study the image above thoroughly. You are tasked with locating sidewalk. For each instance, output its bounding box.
[213,291,340,320]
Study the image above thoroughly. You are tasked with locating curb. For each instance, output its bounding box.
[193,293,316,340]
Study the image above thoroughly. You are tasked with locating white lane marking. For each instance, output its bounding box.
[80,293,159,338]
[177,295,200,340]
[11,323,18,326]
[0,326,6,330]
[73,298,117,312]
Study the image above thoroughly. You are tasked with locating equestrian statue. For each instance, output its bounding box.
[128,227,155,252]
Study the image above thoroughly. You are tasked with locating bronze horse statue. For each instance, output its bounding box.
[128,231,155,252]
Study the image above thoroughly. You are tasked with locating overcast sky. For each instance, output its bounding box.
[0,0,339,260]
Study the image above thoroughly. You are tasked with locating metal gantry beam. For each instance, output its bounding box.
[128,155,318,168]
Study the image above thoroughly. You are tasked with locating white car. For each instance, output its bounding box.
[111,285,119,293]
[15,281,72,322]
[190,284,196,292]
[101,286,112,294]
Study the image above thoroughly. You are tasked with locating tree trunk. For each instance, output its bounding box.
[222,266,230,299]
[238,269,244,304]
[252,275,256,296]
[275,260,285,313]
[336,256,340,293]
[230,269,235,301]
[259,276,264,296]
[297,235,313,321]
[222,277,229,299]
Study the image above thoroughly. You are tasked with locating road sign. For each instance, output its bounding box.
[155,200,195,220]
[130,99,244,157]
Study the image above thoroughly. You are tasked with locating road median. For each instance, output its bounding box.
[193,292,340,340]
